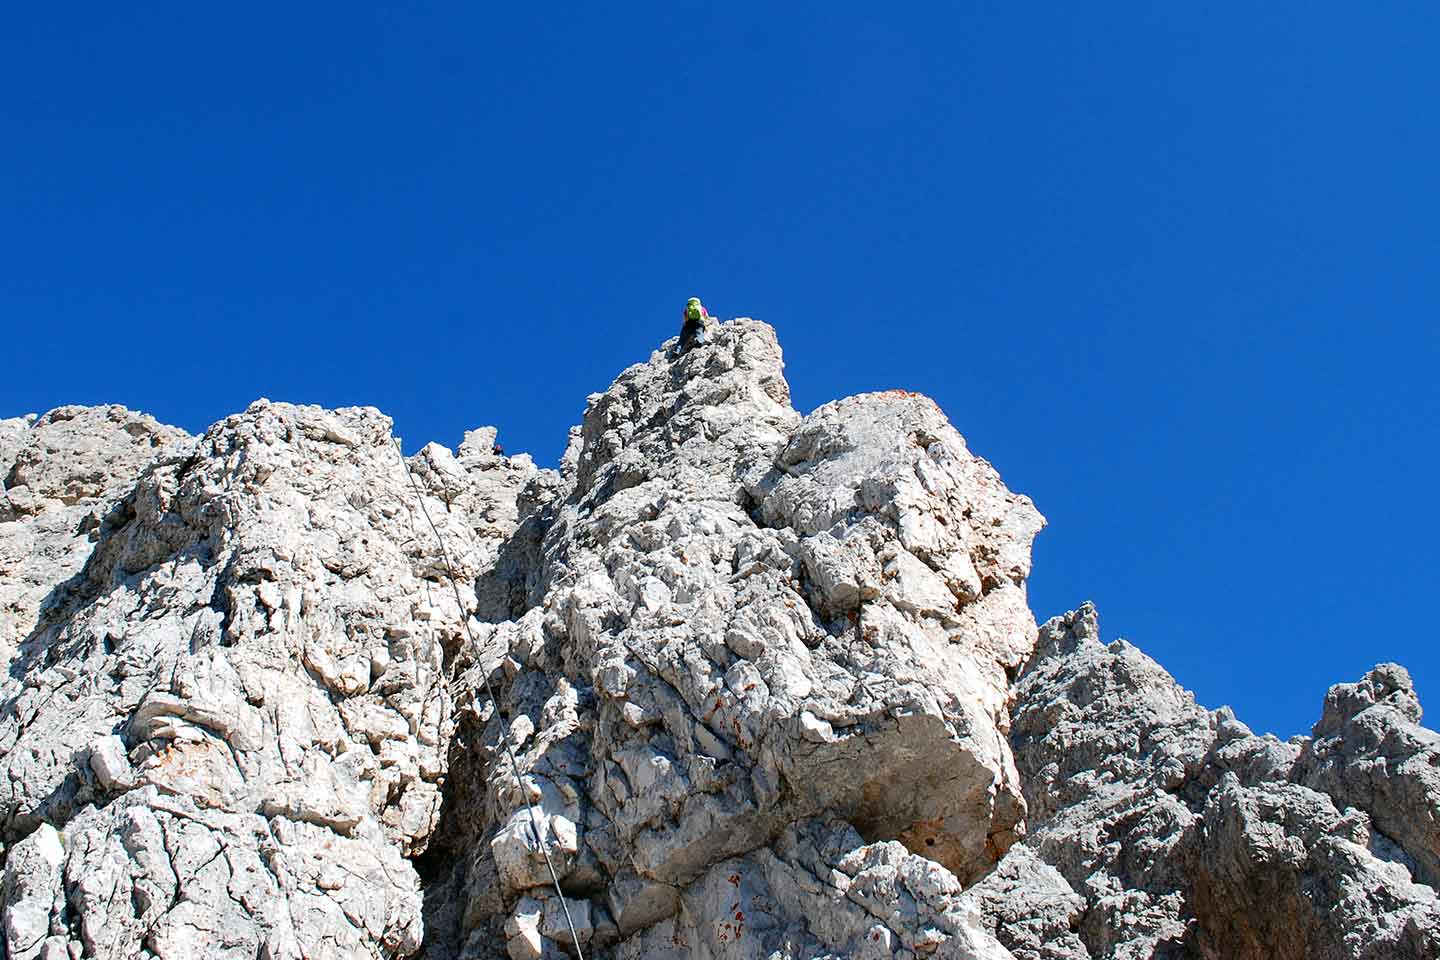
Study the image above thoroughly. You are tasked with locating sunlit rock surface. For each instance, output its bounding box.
[0,319,1434,959]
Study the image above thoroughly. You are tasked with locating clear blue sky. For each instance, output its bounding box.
[4,5,1436,737]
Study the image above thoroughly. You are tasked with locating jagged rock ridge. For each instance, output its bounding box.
[0,319,1435,959]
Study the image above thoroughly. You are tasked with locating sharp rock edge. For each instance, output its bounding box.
[0,320,1434,960]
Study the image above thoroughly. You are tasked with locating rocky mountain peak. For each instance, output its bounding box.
[0,317,1435,959]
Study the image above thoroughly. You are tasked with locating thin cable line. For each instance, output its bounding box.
[391,439,584,957]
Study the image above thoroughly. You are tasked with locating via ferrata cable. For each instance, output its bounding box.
[391,439,584,958]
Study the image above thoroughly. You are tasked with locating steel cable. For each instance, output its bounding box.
[391,439,584,957]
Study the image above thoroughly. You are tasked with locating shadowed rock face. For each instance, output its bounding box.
[1000,604,1440,960]
[0,318,1436,960]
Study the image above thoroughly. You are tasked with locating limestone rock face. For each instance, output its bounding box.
[1,407,190,668]
[0,400,540,959]
[1003,603,1440,960]
[426,320,1044,959]
[1295,663,1440,890]
[0,317,1436,960]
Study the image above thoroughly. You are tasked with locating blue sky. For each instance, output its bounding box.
[3,5,1436,737]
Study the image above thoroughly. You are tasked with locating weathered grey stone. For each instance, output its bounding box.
[0,400,542,958]
[4,316,1437,960]
[418,320,1045,956]
[0,415,34,506]
[959,844,1089,960]
[1296,663,1440,889]
[2,823,65,960]
[611,819,1013,960]
[1008,603,1440,960]
[1188,775,1440,959]
[0,406,189,669]
[86,734,132,791]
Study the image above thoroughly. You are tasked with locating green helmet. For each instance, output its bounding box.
[685,297,704,323]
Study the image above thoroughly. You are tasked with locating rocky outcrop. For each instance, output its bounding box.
[0,400,539,959]
[1295,663,1440,891]
[0,317,1436,959]
[1,407,190,667]
[1003,603,1440,960]
[423,320,1045,959]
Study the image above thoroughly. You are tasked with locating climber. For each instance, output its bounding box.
[676,297,715,354]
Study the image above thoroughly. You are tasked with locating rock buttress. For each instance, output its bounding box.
[436,319,1045,959]
[0,400,541,959]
